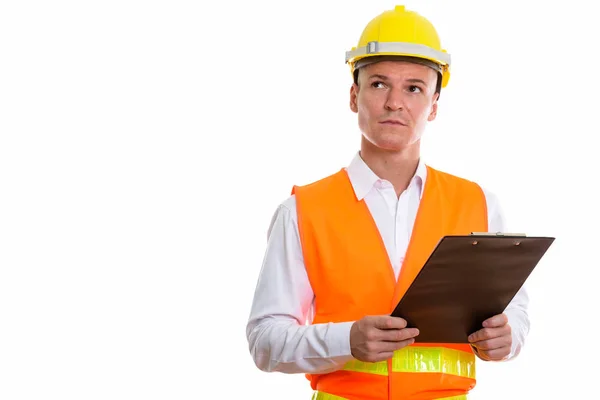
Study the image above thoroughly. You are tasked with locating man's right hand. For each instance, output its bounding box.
[349,315,419,363]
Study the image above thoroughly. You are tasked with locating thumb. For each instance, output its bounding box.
[372,315,407,330]
[483,313,508,328]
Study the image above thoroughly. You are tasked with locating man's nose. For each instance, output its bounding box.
[385,89,405,111]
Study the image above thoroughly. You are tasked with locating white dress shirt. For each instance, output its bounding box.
[246,152,530,374]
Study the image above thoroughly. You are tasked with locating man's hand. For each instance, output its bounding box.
[468,313,512,361]
[350,315,419,363]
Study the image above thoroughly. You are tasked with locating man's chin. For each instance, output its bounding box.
[373,141,417,153]
[376,136,418,151]
[362,131,420,151]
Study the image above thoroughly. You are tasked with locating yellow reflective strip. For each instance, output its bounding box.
[342,346,475,378]
[344,360,387,375]
[391,347,475,379]
[312,391,347,400]
[313,391,466,400]
[342,358,388,375]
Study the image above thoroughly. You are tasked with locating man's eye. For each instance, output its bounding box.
[371,81,385,89]
[408,85,422,93]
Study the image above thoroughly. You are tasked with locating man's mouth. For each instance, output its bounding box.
[380,119,407,126]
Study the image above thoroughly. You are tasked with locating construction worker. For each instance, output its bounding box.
[246,5,529,399]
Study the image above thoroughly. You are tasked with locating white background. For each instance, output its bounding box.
[1,1,598,399]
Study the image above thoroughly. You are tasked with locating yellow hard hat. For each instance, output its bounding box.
[345,5,451,89]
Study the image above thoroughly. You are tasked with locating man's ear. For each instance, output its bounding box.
[427,92,439,121]
[350,83,359,113]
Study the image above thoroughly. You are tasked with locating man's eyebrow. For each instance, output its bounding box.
[368,74,389,81]
[368,75,429,87]
[406,78,428,86]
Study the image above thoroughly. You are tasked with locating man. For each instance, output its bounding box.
[246,5,529,399]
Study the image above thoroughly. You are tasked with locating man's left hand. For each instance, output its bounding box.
[468,313,512,361]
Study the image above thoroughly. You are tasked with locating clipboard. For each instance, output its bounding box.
[390,233,555,343]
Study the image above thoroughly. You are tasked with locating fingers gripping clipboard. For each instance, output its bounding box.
[390,233,555,343]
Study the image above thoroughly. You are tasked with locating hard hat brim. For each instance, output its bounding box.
[346,41,451,68]
[353,55,443,75]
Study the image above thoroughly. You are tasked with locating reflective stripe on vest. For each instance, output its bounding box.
[342,346,475,379]
[312,391,467,400]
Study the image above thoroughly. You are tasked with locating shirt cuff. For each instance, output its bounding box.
[325,321,355,361]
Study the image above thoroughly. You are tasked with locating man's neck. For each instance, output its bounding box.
[359,139,421,197]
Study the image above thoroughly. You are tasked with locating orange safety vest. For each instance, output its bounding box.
[292,165,488,400]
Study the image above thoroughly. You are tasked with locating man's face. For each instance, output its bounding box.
[350,60,439,151]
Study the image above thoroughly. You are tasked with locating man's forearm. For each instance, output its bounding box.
[247,317,355,374]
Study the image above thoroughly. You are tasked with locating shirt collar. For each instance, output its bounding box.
[345,152,427,201]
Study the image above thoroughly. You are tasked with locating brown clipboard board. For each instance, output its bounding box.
[390,233,555,343]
